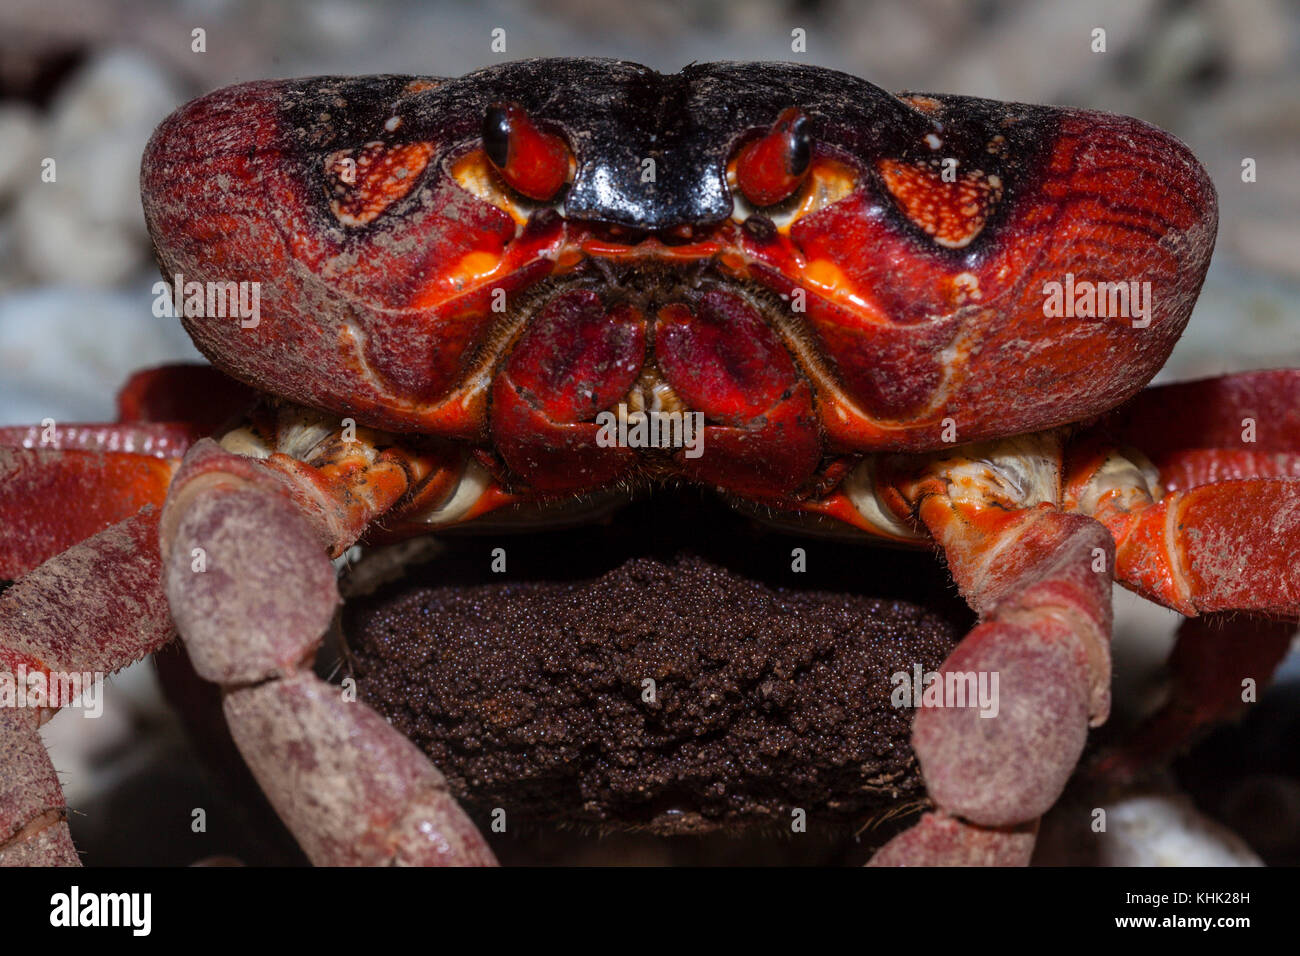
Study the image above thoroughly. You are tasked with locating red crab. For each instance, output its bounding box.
[2,58,1298,867]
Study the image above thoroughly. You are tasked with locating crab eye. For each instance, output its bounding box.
[481,102,572,202]
[735,108,812,207]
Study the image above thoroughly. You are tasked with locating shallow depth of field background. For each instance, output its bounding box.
[0,0,1297,864]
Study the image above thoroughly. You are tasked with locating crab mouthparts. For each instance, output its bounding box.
[488,263,825,499]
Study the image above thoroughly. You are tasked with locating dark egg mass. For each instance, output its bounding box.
[343,546,959,835]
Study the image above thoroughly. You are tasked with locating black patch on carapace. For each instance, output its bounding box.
[277,58,1057,253]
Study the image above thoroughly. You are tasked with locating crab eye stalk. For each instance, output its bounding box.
[735,108,812,208]
[481,102,572,202]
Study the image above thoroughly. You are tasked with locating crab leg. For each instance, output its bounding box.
[0,509,174,865]
[1087,477,1300,615]
[1098,369,1300,460]
[0,367,236,864]
[1091,612,1296,784]
[1065,371,1300,616]
[160,414,499,865]
[114,363,255,431]
[867,812,1038,867]
[1061,372,1300,779]
[0,363,251,580]
[0,708,78,865]
[865,435,1113,865]
[0,445,179,579]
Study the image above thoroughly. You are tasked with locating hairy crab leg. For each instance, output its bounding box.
[115,363,255,432]
[1066,445,1300,616]
[1098,369,1300,461]
[867,812,1038,867]
[869,375,1300,864]
[0,364,245,865]
[1090,477,1300,615]
[865,434,1114,865]
[0,708,78,865]
[160,410,501,865]
[0,509,174,865]
[0,422,199,457]
[1145,449,1300,490]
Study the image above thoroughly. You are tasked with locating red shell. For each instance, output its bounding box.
[141,60,1216,497]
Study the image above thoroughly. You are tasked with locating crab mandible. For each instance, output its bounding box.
[3,58,1298,867]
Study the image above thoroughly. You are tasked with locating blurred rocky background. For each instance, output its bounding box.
[0,0,1296,865]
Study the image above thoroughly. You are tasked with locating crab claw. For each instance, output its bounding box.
[912,615,1093,827]
[223,672,494,866]
[865,438,1115,864]
[161,439,497,866]
[159,442,340,681]
[868,812,1037,867]
[914,506,1112,829]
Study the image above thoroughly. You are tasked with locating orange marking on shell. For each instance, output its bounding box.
[325,140,434,226]
[554,247,585,270]
[800,258,871,310]
[717,250,750,274]
[898,94,943,115]
[802,258,845,291]
[444,249,508,289]
[877,159,1003,248]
